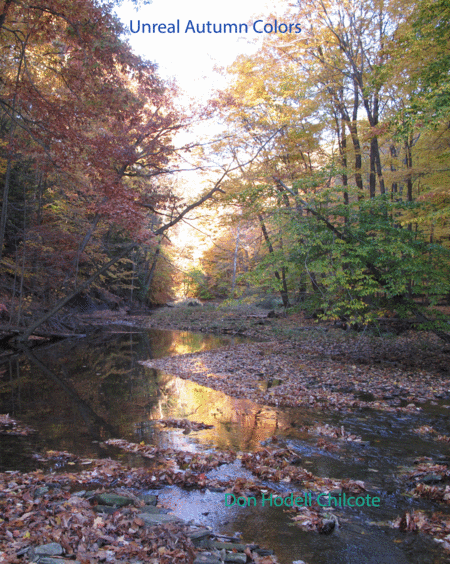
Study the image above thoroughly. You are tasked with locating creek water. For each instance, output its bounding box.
[1,328,450,563]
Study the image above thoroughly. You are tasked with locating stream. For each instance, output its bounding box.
[1,327,450,563]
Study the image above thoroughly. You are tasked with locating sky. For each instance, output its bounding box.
[115,0,281,100]
[113,1,290,277]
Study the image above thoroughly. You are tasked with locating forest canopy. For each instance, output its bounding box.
[0,0,193,327]
[193,0,450,334]
[0,0,449,339]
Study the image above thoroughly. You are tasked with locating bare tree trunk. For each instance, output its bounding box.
[0,157,13,263]
[17,182,27,326]
[231,224,241,297]
[258,214,290,308]
[0,33,27,261]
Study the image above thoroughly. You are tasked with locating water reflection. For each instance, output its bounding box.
[0,329,259,468]
[140,377,286,452]
[0,328,307,466]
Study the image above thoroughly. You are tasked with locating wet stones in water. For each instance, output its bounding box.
[319,518,337,535]
[420,473,443,485]
[189,533,271,563]
[188,528,212,548]
[85,489,274,561]
[209,541,248,552]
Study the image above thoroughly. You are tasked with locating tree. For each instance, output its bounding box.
[0,0,186,330]
[387,0,450,223]
[204,0,450,338]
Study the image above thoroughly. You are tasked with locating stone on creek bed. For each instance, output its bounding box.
[419,473,443,485]
[139,504,170,514]
[33,543,63,557]
[188,528,212,547]
[138,493,158,505]
[36,560,81,564]
[222,554,247,563]
[29,543,82,564]
[193,553,247,564]
[93,504,117,515]
[209,541,248,552]
[193,555,222,564]
[137,512,183,525]
[94,493,135,507]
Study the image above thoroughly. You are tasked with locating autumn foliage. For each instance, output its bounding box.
[0,0,183,321]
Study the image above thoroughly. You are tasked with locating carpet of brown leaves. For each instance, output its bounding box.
[0,447,282,564]
[0,459,198,564]
[140,339,448,413]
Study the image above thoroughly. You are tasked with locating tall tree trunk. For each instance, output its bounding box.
[144,237,163,296]
[258,214,290,308]
[17,182,27,325]
[361,92,386,196]
[340,86,364,194]
[341,121,349,207]
[0,156,13,263]
[0,33,27,261]
[369,137,377,198]
[390,144,398,199]
[405,134,414,232]
[231,223,241,297]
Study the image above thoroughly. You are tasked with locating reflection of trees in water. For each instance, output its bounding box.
[149,377,293,451]
[22,347,118,442]
[0,331,179,453]
[0,329,258,456]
